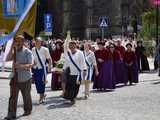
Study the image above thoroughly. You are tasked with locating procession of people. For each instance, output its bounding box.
[4,32,152,120]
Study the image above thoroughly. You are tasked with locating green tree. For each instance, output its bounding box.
[139,8,160,40]
[37,0,41,5]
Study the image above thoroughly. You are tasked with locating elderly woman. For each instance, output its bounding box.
[124,43,139,85]
[98,43,123,90]
[135,41,150,72]
[93,41,108,90]
[51,39,64,90]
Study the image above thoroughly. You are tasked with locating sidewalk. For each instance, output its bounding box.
[0,61,12,79]
[0,72,12,79]
[0,58,160,120]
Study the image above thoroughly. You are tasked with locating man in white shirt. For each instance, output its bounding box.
[32,37,52,103]
[63,41,87,104]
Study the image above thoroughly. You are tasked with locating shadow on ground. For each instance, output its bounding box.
[140,70,158,74]
[90,89,115,94]
[141,79,160,83]
[152,81,160,85]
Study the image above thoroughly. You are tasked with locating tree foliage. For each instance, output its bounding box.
[139,8,160,40]
[37,0,41,5]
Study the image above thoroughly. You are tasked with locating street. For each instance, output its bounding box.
[0,59,160,120]
[0,0,160,120]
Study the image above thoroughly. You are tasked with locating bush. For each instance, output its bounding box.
[143,41,155,57]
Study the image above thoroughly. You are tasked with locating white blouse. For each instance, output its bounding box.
[63,49,87,76]
[32,46,51,69]
[84,50,97,67]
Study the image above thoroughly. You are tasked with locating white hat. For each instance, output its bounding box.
[35,37,43,41]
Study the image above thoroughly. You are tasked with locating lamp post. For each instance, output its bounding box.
[152,0,160,75]
[152,0,160,45]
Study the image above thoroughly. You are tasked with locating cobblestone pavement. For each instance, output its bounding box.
[0,59,160,120]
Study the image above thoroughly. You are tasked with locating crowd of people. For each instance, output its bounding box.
[50,35,151,92]
[3,33,152,120]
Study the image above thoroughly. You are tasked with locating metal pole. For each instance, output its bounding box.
[156,4,159,45]
[101,27,104,41]
[156,3,160,76]
[12,47,17,113]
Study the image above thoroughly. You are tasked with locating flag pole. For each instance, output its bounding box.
[11,45,18,112]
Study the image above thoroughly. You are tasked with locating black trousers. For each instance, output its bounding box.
[63,75,80,100]
[154,60,158,70]
[127,66,132,84]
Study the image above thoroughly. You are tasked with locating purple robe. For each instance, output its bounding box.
[93,49,108,89]
[115,60,128,84]
[123,51,139,83]
[98,60,116,89]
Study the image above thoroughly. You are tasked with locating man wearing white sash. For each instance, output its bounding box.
[83,42,99,99]
[63,41,87,104]
[32,37,52,104]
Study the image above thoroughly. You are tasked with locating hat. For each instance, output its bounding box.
[109,43,115,48]
[35,37,43,41]
[15,35,25,40]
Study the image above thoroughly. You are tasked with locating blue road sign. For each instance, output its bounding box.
[44,14,53,35]
[99,17,108,27]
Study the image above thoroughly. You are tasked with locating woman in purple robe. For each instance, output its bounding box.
[93,41,108,90]
[124,43,139,85]
[98,43,124,90]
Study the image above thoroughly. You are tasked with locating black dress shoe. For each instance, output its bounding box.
[4,116,16,120]
[129,82,133,85]
[70,99,76,105]
[22,111,31,116]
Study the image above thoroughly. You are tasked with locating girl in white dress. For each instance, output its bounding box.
[83,42,99,99]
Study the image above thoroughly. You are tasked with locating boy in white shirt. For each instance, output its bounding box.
[63,41,87,104]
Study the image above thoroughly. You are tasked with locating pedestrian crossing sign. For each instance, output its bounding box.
[99,17,108,27]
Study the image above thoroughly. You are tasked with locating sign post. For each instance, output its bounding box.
[44,14,53,36]
[99,17,108,40]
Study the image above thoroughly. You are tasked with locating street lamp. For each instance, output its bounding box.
[152,0,160,75]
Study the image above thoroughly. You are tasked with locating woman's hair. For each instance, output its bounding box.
[126,43,132,48]
[109,43,115,48]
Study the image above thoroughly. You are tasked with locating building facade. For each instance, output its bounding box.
[37,0,150,39]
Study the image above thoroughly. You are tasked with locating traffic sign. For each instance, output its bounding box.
[99,17,108,27]
[44,14,53,36]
